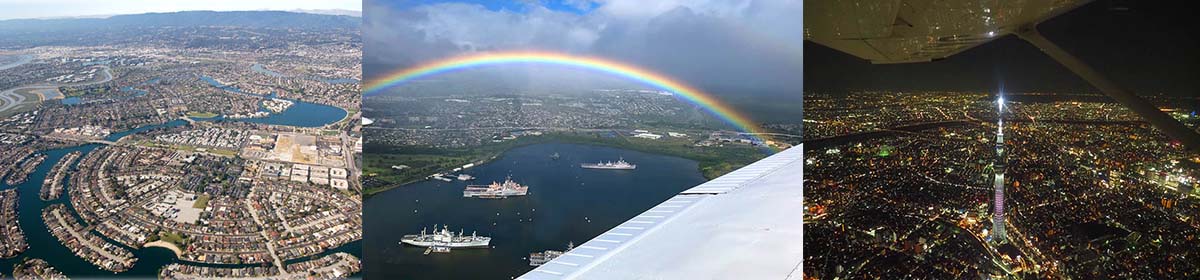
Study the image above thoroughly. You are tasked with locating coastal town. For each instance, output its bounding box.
[1,189,26,258]
[12,258,68,279]
[0,10,363,278]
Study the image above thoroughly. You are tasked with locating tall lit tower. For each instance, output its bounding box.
[990,95,1008,243]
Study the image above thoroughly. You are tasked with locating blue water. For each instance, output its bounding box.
[61,97,82,105]
[0,120,360,277]
[199,76,347,127]
[38,89,63,100]
[197,102,348,128]
[200,76,260,97]
[60,77,161,105]
[362,143,706,279]
[58,76,343,127]
[251,64,285,78]
[0,121,187,277]
[0,54,34,71]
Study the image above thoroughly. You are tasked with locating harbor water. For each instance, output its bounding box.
[363,143,705,279]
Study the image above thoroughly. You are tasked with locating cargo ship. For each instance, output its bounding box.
[463,176,528,199]
[400,225,490,248]
[580,157,636,170]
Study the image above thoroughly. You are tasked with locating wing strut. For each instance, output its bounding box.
[1016,25,1200,152]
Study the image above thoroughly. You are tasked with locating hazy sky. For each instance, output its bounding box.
[364,0,804,96]
[0,0,362,20]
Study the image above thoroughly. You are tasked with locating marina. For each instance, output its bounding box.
[262,98,294,113]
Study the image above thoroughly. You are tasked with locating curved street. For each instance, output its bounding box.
[0,65,112,115]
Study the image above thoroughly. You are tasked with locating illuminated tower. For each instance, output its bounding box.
[990,96,1008,244]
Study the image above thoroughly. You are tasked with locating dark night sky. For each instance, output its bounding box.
[804,0,1200,97]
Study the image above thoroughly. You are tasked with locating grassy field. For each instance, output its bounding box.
[363,131,768,196]
[193,194,211,209]
[0,89,44,118]
[186,111,220,118]
[158,231,189,247]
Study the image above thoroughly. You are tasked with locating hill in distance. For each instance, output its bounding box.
[0,10,360,32]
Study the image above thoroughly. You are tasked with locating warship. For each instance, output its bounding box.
[529,242,574,266]
[580,157,636,170]
[463,176,528,199]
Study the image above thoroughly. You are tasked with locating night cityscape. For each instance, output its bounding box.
[804,1,1200,279]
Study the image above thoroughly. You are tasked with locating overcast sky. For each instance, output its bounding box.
[364,0,804,96]
[0,0,361,20]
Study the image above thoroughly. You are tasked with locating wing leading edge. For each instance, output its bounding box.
[805,0,1089,64]
[518,146,804,280]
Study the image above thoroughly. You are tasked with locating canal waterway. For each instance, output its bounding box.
[0,119,357,276]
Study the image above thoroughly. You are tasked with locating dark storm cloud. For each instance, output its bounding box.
[363,0,803,95]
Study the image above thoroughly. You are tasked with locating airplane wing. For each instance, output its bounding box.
[518,146,804,280]
[805,0,1200,150]
[805,0,1090,64]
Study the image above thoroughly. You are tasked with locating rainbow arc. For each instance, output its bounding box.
[364,51,777,150]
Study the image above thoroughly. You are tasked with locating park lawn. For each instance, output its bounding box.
[193,194,211,209]
[159,231,188,247]
[186,111,220,118]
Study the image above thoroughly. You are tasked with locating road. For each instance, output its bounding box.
[243,195,287,274]
[0,65,113,115]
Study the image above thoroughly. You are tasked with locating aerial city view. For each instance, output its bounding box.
[804,1,1200,279]
[360,0,802,279]
[0,2,363,279]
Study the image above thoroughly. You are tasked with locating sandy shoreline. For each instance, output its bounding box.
[144,240,183,258]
